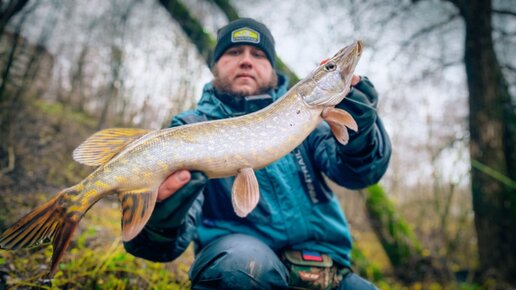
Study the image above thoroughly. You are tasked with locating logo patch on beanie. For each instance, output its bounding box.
[231,27,260,44]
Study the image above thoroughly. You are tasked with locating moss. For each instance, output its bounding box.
[351,246,384,282]
[365,184,424,267]
[33,99,96,128]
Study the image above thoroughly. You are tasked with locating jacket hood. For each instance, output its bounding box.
[196,72,290,119]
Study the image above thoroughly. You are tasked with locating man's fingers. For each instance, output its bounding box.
[351,75,361,86]
[157,170,191,202]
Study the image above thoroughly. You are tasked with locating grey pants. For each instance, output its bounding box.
[189,234,378,290]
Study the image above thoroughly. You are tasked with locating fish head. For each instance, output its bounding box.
[299,41,363,107]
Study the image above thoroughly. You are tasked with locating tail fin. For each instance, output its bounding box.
[0,186,83,277]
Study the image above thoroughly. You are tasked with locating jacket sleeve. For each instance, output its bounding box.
[123,112,206,262]
[307,76,391,189]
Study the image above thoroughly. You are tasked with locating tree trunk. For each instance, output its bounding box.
[158,0,214,64]
[450,0,516,284]
[0,16,25,104]
[0,2,44,156]
[0,0,30,37]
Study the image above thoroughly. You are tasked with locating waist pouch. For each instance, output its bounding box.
[281,250,341,290]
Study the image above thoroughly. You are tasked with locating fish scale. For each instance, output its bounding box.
[0,41,363,278]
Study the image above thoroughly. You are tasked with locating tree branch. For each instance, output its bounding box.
[375,2,415,28]
[0,0,30,34]
[502,63,516,74]
[405,12,460,46]
[390,12,460,62]
[493,26,516,38]
[408,59,463,85]
[443,0,465,13]
[0,146,15,177]
[211,0,238,21]
[492,9,516,17]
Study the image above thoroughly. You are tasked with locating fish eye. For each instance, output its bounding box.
[324,62,336,71]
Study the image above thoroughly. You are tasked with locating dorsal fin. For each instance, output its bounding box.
[73,128,150,166]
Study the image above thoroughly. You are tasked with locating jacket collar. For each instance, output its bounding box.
[197,72,290,119]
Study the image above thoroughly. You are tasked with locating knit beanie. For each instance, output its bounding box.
[210,18,276,68]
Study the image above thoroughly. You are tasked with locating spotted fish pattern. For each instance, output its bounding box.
[0,41,363,278]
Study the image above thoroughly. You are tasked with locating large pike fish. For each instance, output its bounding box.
[0,41,362,277]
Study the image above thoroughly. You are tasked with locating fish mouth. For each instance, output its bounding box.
[335,41,362,80]
[332,41,362,63]
[356,40,363,56]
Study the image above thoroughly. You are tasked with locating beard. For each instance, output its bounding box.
[212,67,278,98]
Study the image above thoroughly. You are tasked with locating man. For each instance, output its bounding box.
[125,18,391,289]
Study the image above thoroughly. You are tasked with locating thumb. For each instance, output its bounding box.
[157,170,191,202]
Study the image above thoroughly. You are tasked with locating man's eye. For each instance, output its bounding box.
[253,52,265,58]
[227,50,240,56]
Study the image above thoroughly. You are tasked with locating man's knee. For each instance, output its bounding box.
[190,234,289,289]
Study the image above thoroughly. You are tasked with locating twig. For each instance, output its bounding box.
[407,59,463,85]
[502,63,516,74]
[471,159,516,189]
[0,146,15,176]
[390,12,460,63]
[492,9,516,17]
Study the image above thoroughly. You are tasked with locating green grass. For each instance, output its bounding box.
[0,201,192,289]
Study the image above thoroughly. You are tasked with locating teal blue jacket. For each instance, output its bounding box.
[124,73,391,268]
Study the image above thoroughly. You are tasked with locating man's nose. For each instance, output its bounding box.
[238,51,253,68]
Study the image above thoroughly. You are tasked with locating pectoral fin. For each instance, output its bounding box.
[118,188,158,241]
[232,168,260,218]
[322,107,358,145]
[73,128,151,166]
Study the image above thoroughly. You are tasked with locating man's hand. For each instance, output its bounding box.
[351,75,360,87]
[157,170,192,202]
[144,170,207,233]
[337,75,379,155]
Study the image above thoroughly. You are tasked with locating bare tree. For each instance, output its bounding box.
[0,1,55,174]
[370,0,516,283]
[97,0,139,130]
[445,0,516,284]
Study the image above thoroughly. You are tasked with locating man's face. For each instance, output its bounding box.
[212,45,277,97]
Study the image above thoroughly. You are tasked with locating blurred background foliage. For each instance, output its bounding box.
[0,0,514,289]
